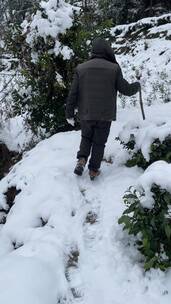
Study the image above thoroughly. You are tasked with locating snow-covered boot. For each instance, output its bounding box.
[89,170,100,181]
[74,158,86,176]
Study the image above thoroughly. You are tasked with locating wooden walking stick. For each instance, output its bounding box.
[135,71,145,120]
[139,88,146,120]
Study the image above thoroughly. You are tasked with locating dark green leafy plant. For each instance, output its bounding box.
[5,3,113,135]
[116,134,171,170]
[118,184,171,271]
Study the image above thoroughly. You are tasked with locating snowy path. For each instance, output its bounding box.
[75,166,141,304]
[0,104,171,303]
[71,167,171,304]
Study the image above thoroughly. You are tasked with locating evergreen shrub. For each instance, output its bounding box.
[5,0,112,135]
[116,133,171,170]
[118,184,171,271]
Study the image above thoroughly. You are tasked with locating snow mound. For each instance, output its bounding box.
[0,131,83,303]
[0,255,58,304]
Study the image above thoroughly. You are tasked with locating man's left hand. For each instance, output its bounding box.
[67,118,75,126]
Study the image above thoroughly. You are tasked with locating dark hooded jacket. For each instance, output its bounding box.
[66,38,140,121]
[91,38,118,64]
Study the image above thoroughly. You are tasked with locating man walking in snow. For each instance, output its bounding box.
[66,38,140,180]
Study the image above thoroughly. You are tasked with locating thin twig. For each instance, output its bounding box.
[0,73,16,95]
[139,88,146,120]
[0,72,21,76]
[0,80,16,104]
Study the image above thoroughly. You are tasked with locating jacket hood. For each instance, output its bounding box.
[91,38,117,64]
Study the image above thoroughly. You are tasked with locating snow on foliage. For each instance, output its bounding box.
[111,14,171,108]
[136,160,171,209]
[22,0,76,58]
[0,116,34,152]
[111,14,171,37]
[118,119,171,161]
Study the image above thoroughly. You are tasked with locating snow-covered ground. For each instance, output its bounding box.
[0,6,171,304]
[111,14,171,107]
[1,102,171,304]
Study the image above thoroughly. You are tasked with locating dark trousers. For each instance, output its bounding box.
[77,120,111,171]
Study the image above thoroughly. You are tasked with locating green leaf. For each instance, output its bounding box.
[144,257,156,271]
[165,152,171,162]
[165,224,171,239]
[143,238,149,249]
[124,193,136,199]
[123,203,137,214]
[164,193,171,205]
[118,215,131,227]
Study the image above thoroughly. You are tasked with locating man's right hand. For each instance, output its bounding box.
[67,118,75,126]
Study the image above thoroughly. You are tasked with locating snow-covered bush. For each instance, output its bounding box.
[6,0,78,134]
[97,0,171,25]
[116,121,171,169]
[118,161,171,271]
[111,14,171,108]
[4,0,112,135]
